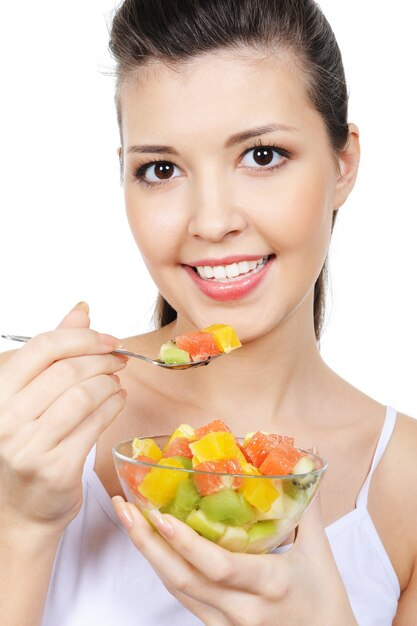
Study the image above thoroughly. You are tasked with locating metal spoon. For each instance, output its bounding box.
[1,334,223,370]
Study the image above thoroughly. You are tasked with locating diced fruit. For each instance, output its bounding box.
[200,488,255,526]
[240,475,281,512]
[158,341,191,364]
[260,446,303,476]
[291,456,315,487]
[118,456,153,490]
[167,455,193,469]
[247,520,278,553]
[193,459,243,495]
[190,431,241,463]
[186,509,226,542]
[175,332,221,362]
[237,442,252,463]
[194,419,230,440]
[138,457,189,507]
[255,491,286,520]
[217,526,249,552]
[160,479,201,521]
[132,438,162,462]
[282,493,307,519]
[244,432,292,467]
[162,437,193,459]
[201,324,242,353]
[164,424,196,448]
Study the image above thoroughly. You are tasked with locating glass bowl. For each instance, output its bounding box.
[113,436,327,554]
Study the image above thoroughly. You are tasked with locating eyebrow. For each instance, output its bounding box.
[126,123,297,156]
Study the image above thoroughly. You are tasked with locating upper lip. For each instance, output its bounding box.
[184,254,271,267]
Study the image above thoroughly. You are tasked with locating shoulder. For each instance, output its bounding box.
[370,410,417,591]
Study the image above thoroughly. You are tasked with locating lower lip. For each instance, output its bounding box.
[183,258,274,301]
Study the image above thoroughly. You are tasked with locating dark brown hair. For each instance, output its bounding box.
[109,0,348,340]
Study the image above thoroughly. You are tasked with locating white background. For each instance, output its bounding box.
[0,1,416,417]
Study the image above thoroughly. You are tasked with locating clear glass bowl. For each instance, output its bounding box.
[113,436,327,554]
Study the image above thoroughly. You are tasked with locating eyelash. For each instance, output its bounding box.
[132,139,292,189]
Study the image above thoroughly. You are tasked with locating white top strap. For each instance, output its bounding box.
[356,406,397,509]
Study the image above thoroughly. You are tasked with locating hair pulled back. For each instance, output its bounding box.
[109,0,349,340]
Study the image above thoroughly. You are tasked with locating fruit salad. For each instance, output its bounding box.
[114,420,326,553]
[157,324,241,364]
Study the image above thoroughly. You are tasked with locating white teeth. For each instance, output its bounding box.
[237,260,250,274]
[213,265,227,279]
[195,256,269,281]
[225,263,239,278]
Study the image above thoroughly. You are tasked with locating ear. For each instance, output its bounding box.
[333,123,360,211]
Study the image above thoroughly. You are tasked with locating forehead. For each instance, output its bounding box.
[119,49,324,143]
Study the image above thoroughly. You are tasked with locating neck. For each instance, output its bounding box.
[169,296,333,438]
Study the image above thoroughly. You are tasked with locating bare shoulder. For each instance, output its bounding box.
[369,411,417,592]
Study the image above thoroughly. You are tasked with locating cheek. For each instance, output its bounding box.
[240,163,335,262]
[124,187,186,268]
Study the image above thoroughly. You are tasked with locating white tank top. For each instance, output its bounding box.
[42,406,400,626]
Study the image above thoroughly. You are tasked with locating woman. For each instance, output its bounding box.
[1,1,416,624]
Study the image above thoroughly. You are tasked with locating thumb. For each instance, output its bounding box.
[57,301,90,329]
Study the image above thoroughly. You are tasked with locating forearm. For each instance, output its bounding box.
[0,520,62,626]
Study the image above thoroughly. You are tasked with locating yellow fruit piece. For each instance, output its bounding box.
[241,476,280,512]
[163,424,196,451]
[132,438,162,461]
[190,431,241,463]
[201,324,242,353]
[240,460,260,475]
[138,458,189,507]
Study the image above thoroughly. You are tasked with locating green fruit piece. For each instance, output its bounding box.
[217,525,249,552]
[160,479,201,521]
[282,493,307,519]
[186,509,226,542]
[200,488,255,526]
[291,456,316,488]
[283,479,310,503]
[158,341,191,364]
[246,520,278,553]
[169,455,193,469]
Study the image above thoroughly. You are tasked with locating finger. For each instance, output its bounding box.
[166,588,233,626]
[112,499,245,611]
[23,373,124,452]
[57,301,90,329]
[5,353,128,425]
[0,328,120,399]
[46,389,127,466]
[147,510,283,597]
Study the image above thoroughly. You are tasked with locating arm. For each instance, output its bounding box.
[0,522,62,626]
[0,304,127,625]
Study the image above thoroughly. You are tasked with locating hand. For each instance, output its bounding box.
[112,495,358,626]
[0,302,127,536]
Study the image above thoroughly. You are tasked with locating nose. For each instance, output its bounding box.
[187,167,247,242]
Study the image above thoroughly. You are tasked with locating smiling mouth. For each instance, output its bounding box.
[190,255,272,283]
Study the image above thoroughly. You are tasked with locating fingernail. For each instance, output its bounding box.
[73,301,89,314]
[99,333,120,348]
[119,389,127,398]
[148,509,174,538]
[113,496,134,530]
[109,374,120,384]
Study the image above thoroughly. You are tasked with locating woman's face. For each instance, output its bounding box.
[120,50,343,341]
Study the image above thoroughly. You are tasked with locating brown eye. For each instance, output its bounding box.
[253,148,274,166]
[153,162,175,180]
[240,146,286,170]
